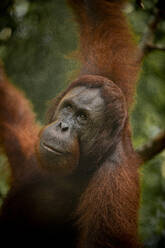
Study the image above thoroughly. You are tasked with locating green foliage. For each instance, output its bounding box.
[1,0,79,122]
[0,155,10,207]
[129,2,165,246]
[139,156,165,247]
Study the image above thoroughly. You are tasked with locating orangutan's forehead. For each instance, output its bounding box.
[62,86,104,110]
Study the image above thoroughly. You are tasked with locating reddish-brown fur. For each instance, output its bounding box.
[0,0,141,247]
[0,63,40,185]
[64,3,141,245]
[68,0,140,108]
[57,76,140,248]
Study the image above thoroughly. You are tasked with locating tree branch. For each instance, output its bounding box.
[136,131,165,163]
[146,44,165,52]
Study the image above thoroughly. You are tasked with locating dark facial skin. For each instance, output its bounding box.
[38,86,104,174]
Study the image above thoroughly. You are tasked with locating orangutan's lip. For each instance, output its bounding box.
[41,142,63,155]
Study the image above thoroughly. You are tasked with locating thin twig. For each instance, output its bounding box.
[136,0,144,9]
[139,1,164,60]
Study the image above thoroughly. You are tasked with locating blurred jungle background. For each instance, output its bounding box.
[0,0,165,247]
